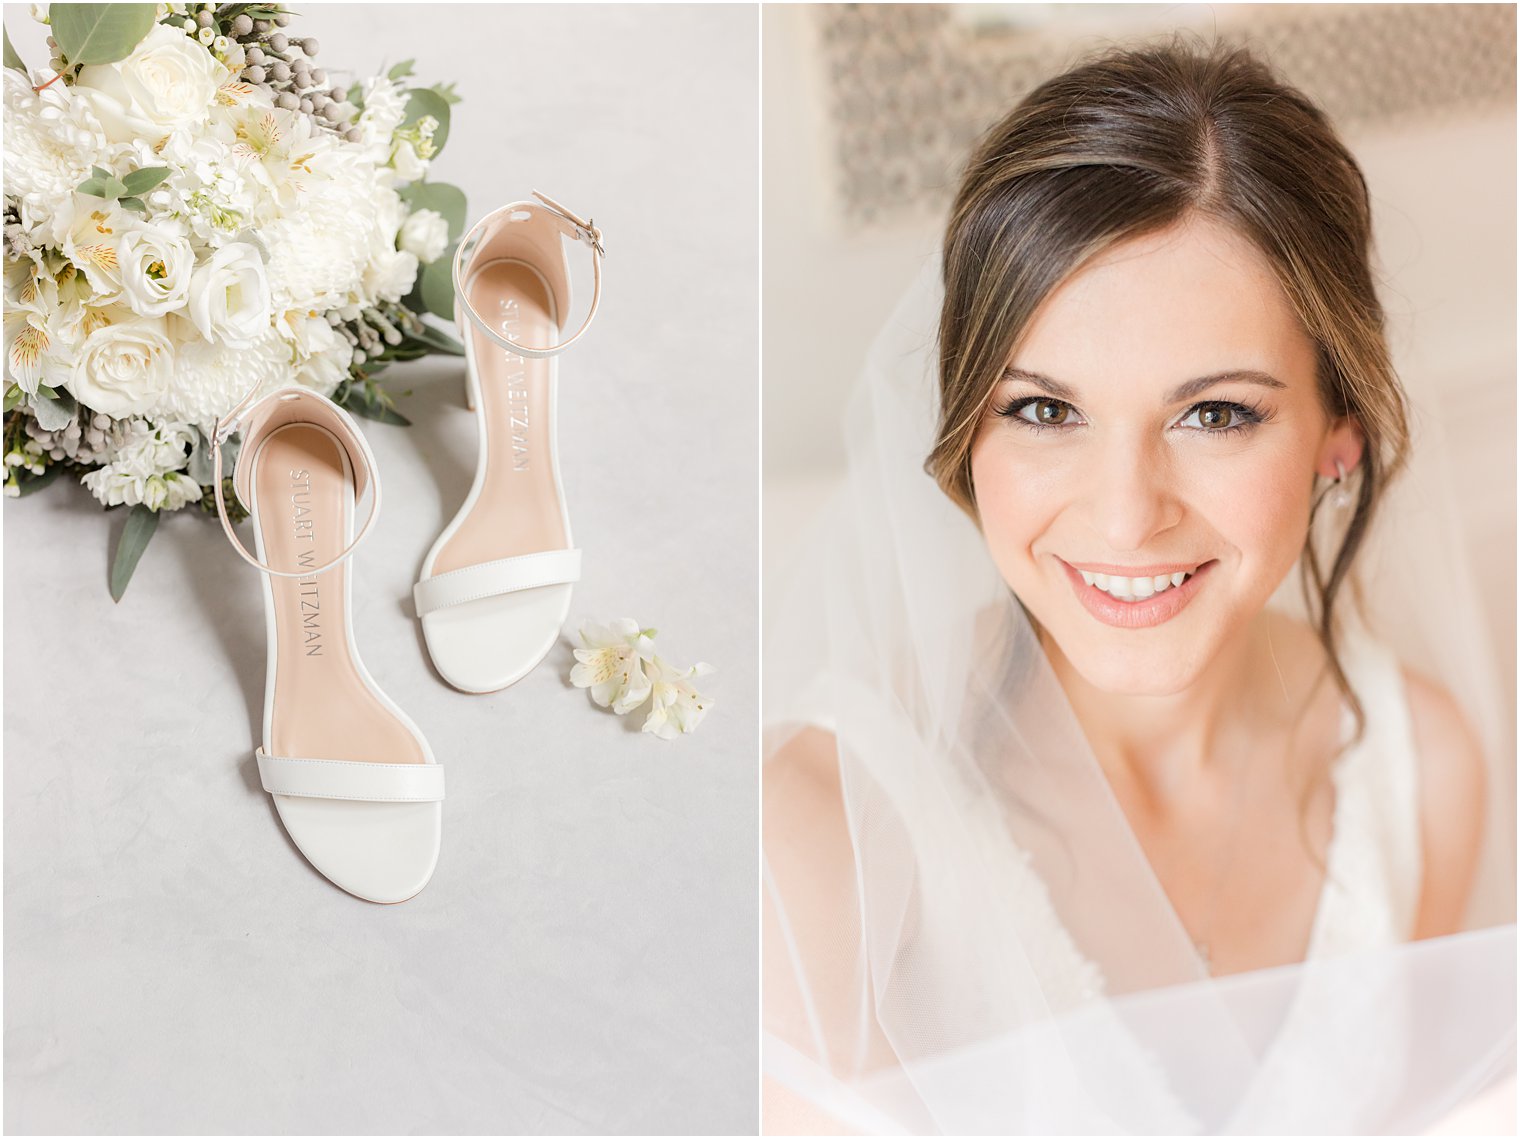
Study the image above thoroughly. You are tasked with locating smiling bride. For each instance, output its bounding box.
[763,40,1515,1134]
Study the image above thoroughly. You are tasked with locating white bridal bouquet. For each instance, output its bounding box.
[3,2,468,596]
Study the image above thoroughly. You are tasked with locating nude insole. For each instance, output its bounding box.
[435,259,567,575]
[253,424,425,765]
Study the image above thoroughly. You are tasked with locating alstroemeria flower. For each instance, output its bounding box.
[642,657,715,740]
[570,618,656,714]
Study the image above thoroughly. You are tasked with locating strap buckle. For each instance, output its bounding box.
[531,189,606,258]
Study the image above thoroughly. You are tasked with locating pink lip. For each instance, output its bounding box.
[1059,558,1216,630]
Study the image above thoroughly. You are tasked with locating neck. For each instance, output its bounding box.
[1041,612,1296,794]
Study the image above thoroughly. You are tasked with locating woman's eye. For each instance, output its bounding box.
[1178,402,1243,431]
[1017,398,1077,426]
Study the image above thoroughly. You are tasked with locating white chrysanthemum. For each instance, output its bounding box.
[2,70,110,245]
[260,182,377,313]
[155,327,290,429]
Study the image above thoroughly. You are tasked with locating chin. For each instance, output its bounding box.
[1035,618,1220,698]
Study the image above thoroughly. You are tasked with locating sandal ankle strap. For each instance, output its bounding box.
[452,190,604,360]
[211,386,382,579]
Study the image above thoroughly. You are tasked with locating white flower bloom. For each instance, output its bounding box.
[281,314,353,396]
[117,220,195,317]
[61,197,133,304]
[389,138,427,181]
[157,327,289,429]
[69,313,175,418]
[155,130,259,243]
[355,76,408,162]
[642,657,716,740]
[81,418,200,510]
[74,23,229,144]
[570,618,657,714]
[2,71,110,245]
[363,247,418,305]
[187,242,270,346]
[399,207,449,263]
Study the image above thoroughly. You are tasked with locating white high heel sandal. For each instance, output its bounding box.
[213,386,444,904]
[412,191,605,693]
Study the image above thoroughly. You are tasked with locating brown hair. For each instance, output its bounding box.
[928,37,1410,738]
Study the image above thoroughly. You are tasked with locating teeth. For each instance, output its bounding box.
[1080,568,1196,602]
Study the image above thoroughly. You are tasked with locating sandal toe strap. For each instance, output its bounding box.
[413,548,582,617]
[256,751,444,802]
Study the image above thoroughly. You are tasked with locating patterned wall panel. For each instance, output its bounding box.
[815,3,1517,225]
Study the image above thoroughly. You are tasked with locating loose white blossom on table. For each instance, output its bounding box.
[3,2,469,597]
[570,618,716,739]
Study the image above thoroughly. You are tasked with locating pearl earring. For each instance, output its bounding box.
[1330,459,1352,510]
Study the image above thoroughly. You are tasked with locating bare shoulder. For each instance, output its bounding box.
[764,727,855,889]
[1400,665,1487,937]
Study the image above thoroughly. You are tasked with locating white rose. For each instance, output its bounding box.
[118,222,195,316]
[363,247,418,305]
[399,208,449,264]
[70,319,174,418]
[75,23,227,144]
[187,243,270,346]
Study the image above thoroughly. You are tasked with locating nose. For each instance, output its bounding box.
[1081,431,1185,553]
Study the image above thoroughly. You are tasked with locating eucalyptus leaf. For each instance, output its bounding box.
[109,502,159,602]
[33,389,77,431]
[118,196,147,214]
[402,88,450,154]
[4,26,26,72]
[387,58,414,81]
[406,320,465,356]
[402,181,467,241]
[121,166,169,195]
[15,464,63,497]
[4,384,24,413]
[51,4,156,67]
[36,383,58,399]
[418,243,457,319]
[344,399,411,427]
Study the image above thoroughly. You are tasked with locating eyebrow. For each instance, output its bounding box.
[1001,367,1288,403]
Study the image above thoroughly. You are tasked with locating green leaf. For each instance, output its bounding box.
[118,196,147,213]
[121,166,169,195]
[402,87,450,154]
[33,388,77,431]
[406,319,465,356]
[4,26,26,72]
[3,384,24,413]
[387,58,414,81]
[35,383,58,399]
[400,181,467,241]
[78,171,128,199]
[418,243,456,319]
[430,80,462,106]
[344,399,410,426]
[109,502,159,602]
[51,4,156,66]
[16,464,63,497]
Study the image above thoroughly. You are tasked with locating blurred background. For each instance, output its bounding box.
[763,3,1516,924]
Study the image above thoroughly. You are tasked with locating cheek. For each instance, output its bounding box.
[968,433,1067,577]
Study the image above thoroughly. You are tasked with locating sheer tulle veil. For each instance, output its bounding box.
[761,254,1516,1134]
